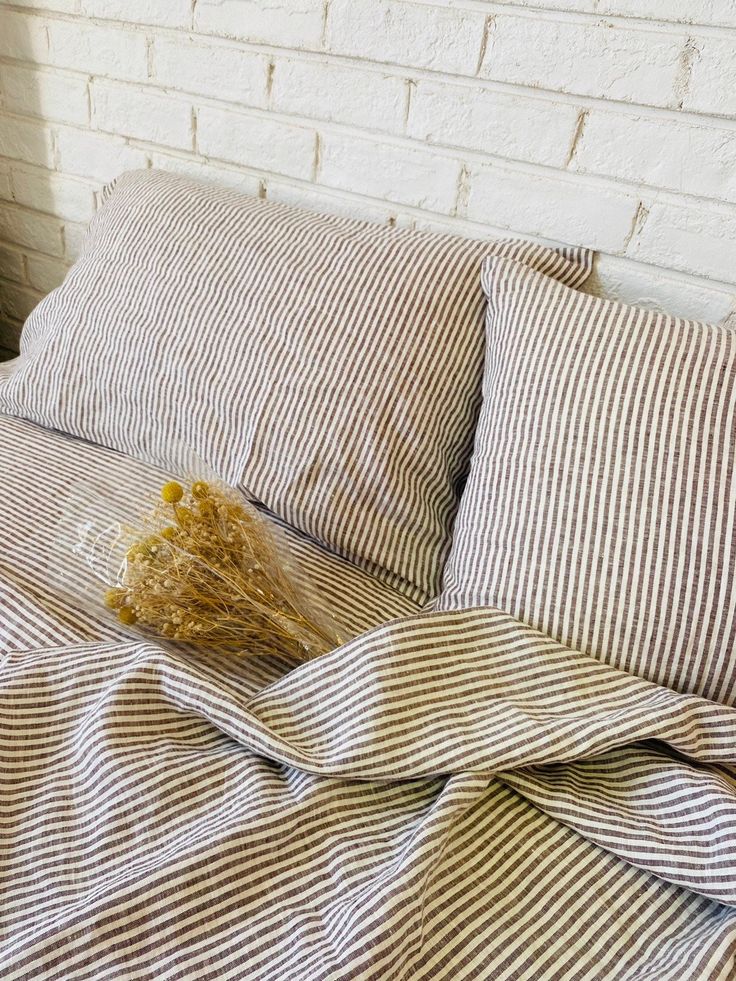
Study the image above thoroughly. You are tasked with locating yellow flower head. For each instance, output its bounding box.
[175,505,194,527]
[126,543,148,562]
[160,526,178,541]
[161,481,184,504]
[118,606,138,625]
[104,587,127,610]
[191,481,210,500]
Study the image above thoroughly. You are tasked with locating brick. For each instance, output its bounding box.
[12,167,97,222]
[7,0,77,12]
[47,20,148,82]
[326,0,486,74]
[408,81,579,169]
[194,0,325,48]
[150,153,263,198]
[153,36,269,108]
[0,281,44,322]
[0,206,64,257]
[0,335,22,357]
[56,127,149,182]
[271,59,406,132]
[594,253,736,325]
[480,16,683,108]
[0,314,23,351]
[0,308,22,341]
[0,10,49,61]
[0,166,11,201]
[683,38,736,117]
[93,80,193,150]
[197,107,315,180]
[267,177,414,226]
[80,0,192,28]
[26,253,69,293]
[479,0,736,25]
[64,221,89,262]
[319,132,462,212]
[598,1,736,25]
[0,245,26,284]
[0,115,54,168]
[1,65,90,127]
[464,162,638,252]
[572,111,736,204]
[627,199,736,284]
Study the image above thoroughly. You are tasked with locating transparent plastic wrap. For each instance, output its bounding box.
[62,470,344,662]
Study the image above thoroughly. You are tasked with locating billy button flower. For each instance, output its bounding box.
[104,587,127,610]
[161,481,184,505]
[126,543,149,562]
[118,606,138,625]
[174,505,195,528]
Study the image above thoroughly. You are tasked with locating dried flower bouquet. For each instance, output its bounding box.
[92,478,340,661]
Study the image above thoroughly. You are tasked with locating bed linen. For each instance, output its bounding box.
[2,415,736,981]
[0,168,591,603]
[437,253,736,706]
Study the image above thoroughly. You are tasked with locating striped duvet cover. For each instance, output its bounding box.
[2,415,735,980]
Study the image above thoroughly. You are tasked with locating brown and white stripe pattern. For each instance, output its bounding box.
[0,169,591,601]
[439,255,736,706]
[2,417,736,980]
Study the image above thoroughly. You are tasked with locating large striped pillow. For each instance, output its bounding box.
[438,255,736,703]
[0,170,591,600]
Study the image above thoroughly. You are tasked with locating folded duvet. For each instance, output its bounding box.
[2,418,735,980]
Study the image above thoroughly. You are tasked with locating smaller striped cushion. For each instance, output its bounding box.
[0,170,591,600]
[439,255,736,704]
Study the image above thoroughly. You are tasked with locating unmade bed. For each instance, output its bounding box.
[1,170,735,980]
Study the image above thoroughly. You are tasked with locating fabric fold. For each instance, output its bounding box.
[7,606,735,908]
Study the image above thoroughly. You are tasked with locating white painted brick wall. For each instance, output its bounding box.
[92,79,193,149]
[478,16,686,107]
[0,0,735,355]
[197,106,317,180]
[325,0,486,75]
[153,36,269,108]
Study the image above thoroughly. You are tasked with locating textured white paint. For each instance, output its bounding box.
[271,59,407,132]
[326,0,486,74]
[153,36,269,108]
[55,127,149,182]
[194,0,326,49]
[0,205,64,256]
[25,251,67,292]
[319,130,463,211]
[684,37,736,117]
[46,20,148,80]
[11,166,97,222]
[0,0,735,353]
[1,63,90,125]
[0,115,54,168]
[196,106,317,180]
[80,0,191,29]
[407,81,579,168]
[92,79,193,149]
[479,16,685,107]
[571,110,736,203]
[464,160,639,251]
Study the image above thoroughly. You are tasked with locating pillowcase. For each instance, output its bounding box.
[0,169,592,600]
[438,255,736,703]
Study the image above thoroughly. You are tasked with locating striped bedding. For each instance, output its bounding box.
[2,414,736,979]
[0,170,593,604]
[438,254,736,706]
